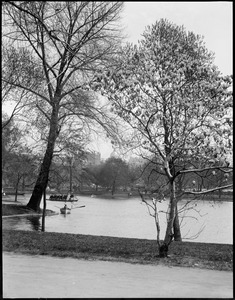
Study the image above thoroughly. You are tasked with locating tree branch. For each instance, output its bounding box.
[183,184,233,195]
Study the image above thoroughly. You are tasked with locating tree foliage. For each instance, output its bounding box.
[2,115,40,195]
[99,157,130,195]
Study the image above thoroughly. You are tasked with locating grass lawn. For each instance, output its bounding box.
[2,203,233,271]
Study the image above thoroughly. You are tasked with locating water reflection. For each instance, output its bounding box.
[26,216,41,231]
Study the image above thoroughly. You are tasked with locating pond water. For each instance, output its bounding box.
[2,195,233,244]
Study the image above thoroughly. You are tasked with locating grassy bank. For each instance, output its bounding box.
[2,204,54,216]
[3,230,232,271]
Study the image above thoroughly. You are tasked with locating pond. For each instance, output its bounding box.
[2,195,233,244]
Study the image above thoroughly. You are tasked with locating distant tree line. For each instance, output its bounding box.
[3,119,232,198]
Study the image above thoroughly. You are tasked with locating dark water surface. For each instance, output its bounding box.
[3,195,232,244]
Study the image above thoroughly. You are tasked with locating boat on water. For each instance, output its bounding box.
[48,194,78,202]
[59,203,86,214]
[60,205,71,214]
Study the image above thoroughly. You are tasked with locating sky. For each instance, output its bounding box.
[94,1,233,159]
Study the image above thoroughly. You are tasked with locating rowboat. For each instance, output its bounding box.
[60,206,71,214]
[48,194,78,202]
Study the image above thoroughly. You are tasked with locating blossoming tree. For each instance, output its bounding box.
[92,19,233,256]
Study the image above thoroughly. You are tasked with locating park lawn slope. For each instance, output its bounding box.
[2,229,232,271]
[2,204,37,215]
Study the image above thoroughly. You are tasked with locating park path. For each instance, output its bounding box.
[3,252,233,298]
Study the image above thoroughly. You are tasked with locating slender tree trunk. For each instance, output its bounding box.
[22,174,25,192]
[27,106,59,211]
[14,173,20,202]
[160,181,177,257]
[173,182,182,241]
[69,160,72,194]
[42,188,46,232]
[111,180,115,196]
[154,208,161,253]
[173,204,182,241]
[164,181,176,243]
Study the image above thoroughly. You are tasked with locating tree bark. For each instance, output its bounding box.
[69,160,73,194]
[173,204,182,241]
[41,188,46,232]
[163,181,176,246]
[22,174,25,192]
[111,180,115,196]
[14,173,20,202]
[27,106,59,211]
[159,243,169,258]
[159,181,182,257]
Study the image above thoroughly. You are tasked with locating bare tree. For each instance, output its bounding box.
[3,1,124,211]
[2,45,33,129]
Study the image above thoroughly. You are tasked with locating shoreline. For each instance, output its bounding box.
[78,191,233,201]
[3,190,233,202]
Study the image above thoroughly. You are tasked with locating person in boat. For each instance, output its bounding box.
[63,203,71,210]
[66,193,71,201]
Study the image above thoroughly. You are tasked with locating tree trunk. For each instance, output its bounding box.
[27,106,59,211]
[22,174,25,192]
[14,173,20,202]
[69,160,72,194]
[173,204,182,241]
[111,180,115,196]
[41,188,46,232]
[162,181,176,256]
[159,243,169,258]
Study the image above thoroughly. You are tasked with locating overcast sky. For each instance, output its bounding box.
[96,1,233,159]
